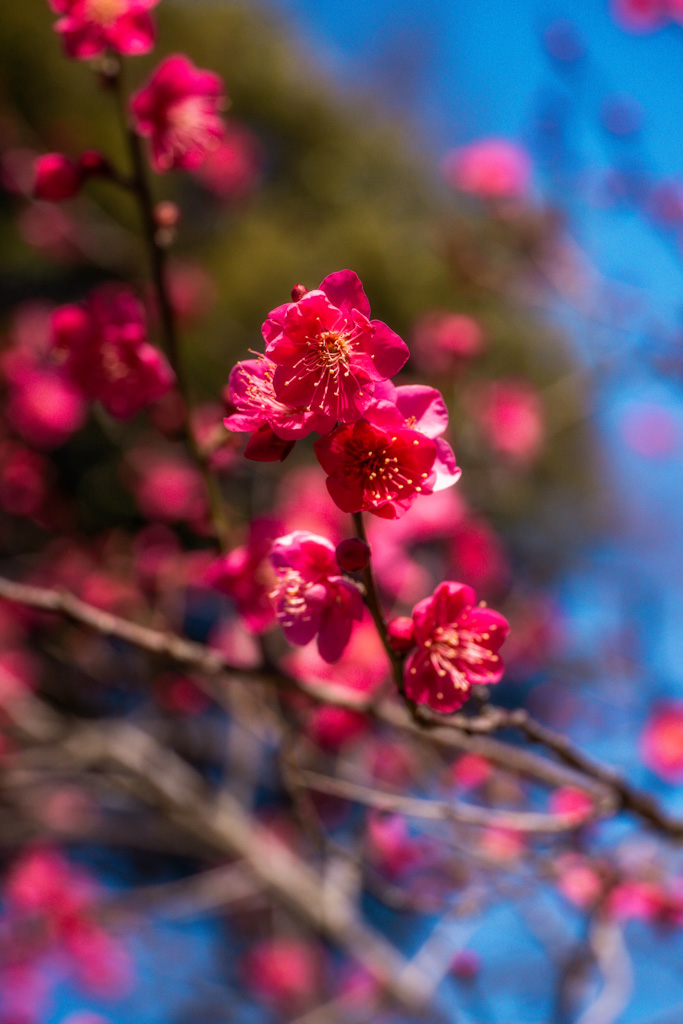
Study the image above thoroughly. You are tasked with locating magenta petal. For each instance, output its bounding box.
[319,270,371,318]
[431,438,462,491]
[368,321,410,379]
[108,12,156,54]
[394,386,449,439]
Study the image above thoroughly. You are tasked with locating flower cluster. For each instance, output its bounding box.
[50,283,175,419]
[220,271,508,709]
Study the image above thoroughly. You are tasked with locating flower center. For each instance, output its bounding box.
[271,569,311,628]
[168,97,221,157]
[343,431,429,504]
[85,0,124,26]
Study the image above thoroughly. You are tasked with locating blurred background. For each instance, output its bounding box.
[2,0,683,1021]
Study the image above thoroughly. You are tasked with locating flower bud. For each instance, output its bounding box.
[33,153,83,202]
[336,537,370,573]
[387,616,415,653]
[450,950,480,981]
[291,283,308,301]
[78,150,110,178]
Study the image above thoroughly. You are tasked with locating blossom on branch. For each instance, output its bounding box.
[50,284,174,419]
[48,0,160,59]
[269,531,363,662]
[130,55,226,173]
[404,581,509,712]
[263,270,409,423]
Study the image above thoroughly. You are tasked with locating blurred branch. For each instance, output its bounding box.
[2,576,682,839]
[3,692,435,1014]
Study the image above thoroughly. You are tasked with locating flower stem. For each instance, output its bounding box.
[351,511,417,714]
[108,59,231,553]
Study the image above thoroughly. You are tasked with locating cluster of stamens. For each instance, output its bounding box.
[270,569,311,629]
[86,0,124,26]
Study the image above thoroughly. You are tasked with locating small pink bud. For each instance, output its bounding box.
[336,537,370,572]
[291,283,308,301]
[78,150,109,178]
[33,153,83,202]
[387,616,415,654]
[450,950,480,981]
[155,201,181,229]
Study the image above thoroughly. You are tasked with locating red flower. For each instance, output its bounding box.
[263,270,409,423]
[130,55,226,173]
[441,138,531,200]
[404,582,509,712]
[33,153,83,201]
[269,531,363,662]
[48,0,159,60]
[641,703,683,781]
[51,284,174,419]
[224,356,334,442]
[314,406,438,520]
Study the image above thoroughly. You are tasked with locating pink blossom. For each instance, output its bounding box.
[479,826,525,864]
[556,854,604,909]
[442,138,531,199]
[48,0,159,59]
[276,465,347,540]
[475,378,545,464]
[372,380,461,492]
[263,270,409,423]
[51,284,174,419]
[449,516,511,595]
[128,448,207,525]
[367,813,426,877]
[404,582,509,713]
[641,704,683,781]
[386,616,416,653]
[612,0,683,32]
[194,120,264,200]
[224,356,334,444]
[270,531,363,662]
[130,55,226,173]
[452,752,492,791]
[33,153,82,201]
[314,404,439,520]
[6,369,85,449]
[205,520,280,633]
[450,950,481,981]
[242,939,321,1010]
[549,786,595,824]
[412,311,485,374]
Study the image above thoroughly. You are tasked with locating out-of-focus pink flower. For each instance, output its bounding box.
[130,55,226,173]
[404,582,509,713]
[555,853,603,908]
[479,826,525,864]
[0,443,49,517]
[475,379,545,464]
[165,260,217,324]
[48,0,159,58]
[442,138,531,200]
[194,120,264,200]
[242,938,321,1010]
[549,786,595,824]
[607,879,665,921]
[128,448,207,525]
[641,704,683,781]
[264,270,409,424]
[452,752,492,791]
[33,153,83,201]
[270,531,363,662]
[621,402,679,458]
[611,0,683,33]
[205,519,281,633]
[367,812,426,877]
[51,284,174,419]
[6,369,85,449]
[412,311,485,374]
[224,356,334,444]
[314,406,439,520]
[0,650,39,705]
[450,950,481,981]
[276,465,347,540]
[449,516,511,595]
